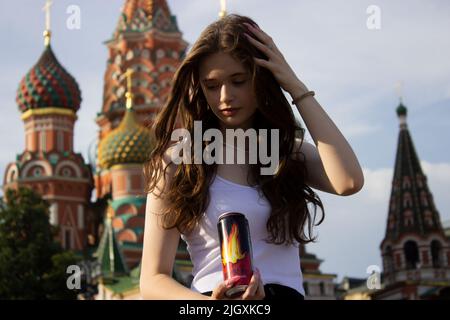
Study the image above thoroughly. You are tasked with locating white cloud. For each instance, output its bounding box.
[361,167,393,202]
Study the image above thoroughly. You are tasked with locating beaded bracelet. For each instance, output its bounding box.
[291,90,315,105]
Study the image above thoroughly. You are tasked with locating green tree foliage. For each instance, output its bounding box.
[0,187,80,299]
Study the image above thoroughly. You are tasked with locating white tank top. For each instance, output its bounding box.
[180,173,305,296]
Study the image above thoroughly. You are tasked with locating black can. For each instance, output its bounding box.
[217,212,254,298]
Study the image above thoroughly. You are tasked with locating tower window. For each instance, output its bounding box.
[402,176,411,189]
[424,210,433,227]
[404,240,420,270]
[403,193,412,207]
[420,191,429,206]
[9,169,17,182]
[403,210,414,227]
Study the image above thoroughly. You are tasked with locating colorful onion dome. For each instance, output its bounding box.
[16,45,82,113]
[98,108,153,169]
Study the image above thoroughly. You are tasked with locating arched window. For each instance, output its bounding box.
[404,240,420,270]
[403,193,412,207]
[33,166,44,177]
[403,176,411,189]
[403,210,414,227]
[424,210,434,227]
[431,240,442,268]
[420,191,429,206]
[8,169,17,182]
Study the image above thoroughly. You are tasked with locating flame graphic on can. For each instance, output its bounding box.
[221,223,245,265]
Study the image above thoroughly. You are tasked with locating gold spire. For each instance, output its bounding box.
[219,0,227,18]
[124,68,134,110]
[42,0,53,46]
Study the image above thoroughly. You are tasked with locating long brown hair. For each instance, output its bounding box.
[143,14,324,245]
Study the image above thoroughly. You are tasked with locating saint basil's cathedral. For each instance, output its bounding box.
[2,0,450,300]
[3,0,192,298]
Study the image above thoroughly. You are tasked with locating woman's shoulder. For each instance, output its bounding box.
[150,143,179,184]
[162,143,179,172]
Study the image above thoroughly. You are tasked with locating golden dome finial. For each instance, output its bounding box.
[219,0,227,19]
[42,0,53,46]
[125,68,134,109]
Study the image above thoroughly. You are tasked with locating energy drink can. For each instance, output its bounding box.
[217,212,254,298]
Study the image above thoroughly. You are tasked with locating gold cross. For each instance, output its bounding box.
[43,0,53,31]
[125,68,134,93]
[42,0,53,46]
[125,68,134,109]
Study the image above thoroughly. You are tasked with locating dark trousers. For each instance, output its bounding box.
[202,283,305,300]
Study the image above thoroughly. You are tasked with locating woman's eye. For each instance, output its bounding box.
[206,80,246,90]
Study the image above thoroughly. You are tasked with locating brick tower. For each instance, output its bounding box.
[373,101,450,299]
[2,2,93,251]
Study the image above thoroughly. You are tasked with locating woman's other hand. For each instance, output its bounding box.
[209,268,265,300]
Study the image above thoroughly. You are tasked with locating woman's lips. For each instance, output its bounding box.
[220,108,241,116]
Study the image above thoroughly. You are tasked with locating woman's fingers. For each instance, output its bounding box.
[243,23,271,44]
[244,33,275,57]
[241,268,264,300]
[210,276,240,300]
[255,269,266,299]
[243,23,280,54]
[241,272,258,299]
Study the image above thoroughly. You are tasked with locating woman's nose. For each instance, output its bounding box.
[220,84,234,104]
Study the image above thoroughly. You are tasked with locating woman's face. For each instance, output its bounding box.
[199,52,258,132]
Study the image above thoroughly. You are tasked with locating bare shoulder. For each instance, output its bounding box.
[162,143,179,173]
[151,143,179,194]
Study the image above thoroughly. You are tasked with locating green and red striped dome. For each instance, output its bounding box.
[16,45,81,113]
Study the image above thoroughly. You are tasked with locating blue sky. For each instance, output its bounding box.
[1,0,450,283]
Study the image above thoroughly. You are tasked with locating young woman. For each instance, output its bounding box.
[140,14,364,300]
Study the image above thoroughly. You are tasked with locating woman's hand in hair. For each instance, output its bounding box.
[243,22,307,97]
